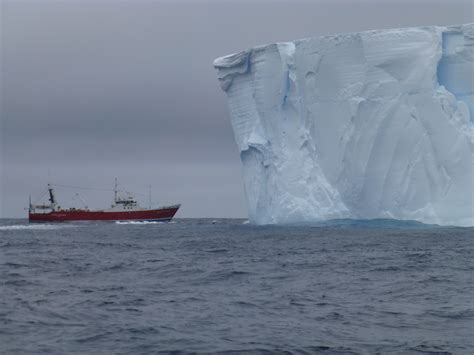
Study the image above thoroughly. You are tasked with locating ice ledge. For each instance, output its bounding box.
[214,50,251,91]
[214,24,471,70]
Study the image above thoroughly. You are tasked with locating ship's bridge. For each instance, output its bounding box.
[110,194,142,211]
[116,196,138,206]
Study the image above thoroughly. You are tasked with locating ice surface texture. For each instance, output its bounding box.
[214,24,474,226]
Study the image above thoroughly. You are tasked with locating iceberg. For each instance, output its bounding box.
[214,24,474,226]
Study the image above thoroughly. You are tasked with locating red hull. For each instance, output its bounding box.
[29,205,180,222]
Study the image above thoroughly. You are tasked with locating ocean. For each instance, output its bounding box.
[1,218,473,354]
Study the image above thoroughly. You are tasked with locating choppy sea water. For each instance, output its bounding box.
[1,218,473,354]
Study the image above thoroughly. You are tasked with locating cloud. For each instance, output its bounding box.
[1,0,472,217]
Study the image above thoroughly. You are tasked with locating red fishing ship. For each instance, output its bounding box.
[28,180,180,223]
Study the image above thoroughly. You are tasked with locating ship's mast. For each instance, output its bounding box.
[114,178,118,204]
[47,183,57,210]
[148,185,152,209]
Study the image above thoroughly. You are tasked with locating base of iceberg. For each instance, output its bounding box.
[214,24,473,226]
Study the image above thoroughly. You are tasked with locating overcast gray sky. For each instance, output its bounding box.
[1,0,472,218]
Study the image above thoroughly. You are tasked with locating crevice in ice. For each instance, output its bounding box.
[277,43,296,108]
[282,70,290,107]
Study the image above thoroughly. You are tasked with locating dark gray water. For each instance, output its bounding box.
[1,218,473,354]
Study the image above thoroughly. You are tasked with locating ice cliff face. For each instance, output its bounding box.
[214,24,474,226]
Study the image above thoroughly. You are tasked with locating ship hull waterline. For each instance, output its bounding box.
[29,205,180,223]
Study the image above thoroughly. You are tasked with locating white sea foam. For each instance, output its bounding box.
[115,221,165,225]
[0,224,68,231]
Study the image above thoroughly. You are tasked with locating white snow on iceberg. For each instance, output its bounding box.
[214,24,474,226]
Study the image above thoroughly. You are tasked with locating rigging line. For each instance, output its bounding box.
[51,183,115,192]
[52,183,148,199]
[123,190,148,197]
[51,183,150,199]
[32,189,48,205]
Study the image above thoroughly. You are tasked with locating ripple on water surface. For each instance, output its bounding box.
[0,218,473,354]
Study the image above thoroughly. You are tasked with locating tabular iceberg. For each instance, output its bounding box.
[214,24,474,226]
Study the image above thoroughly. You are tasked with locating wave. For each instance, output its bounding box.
[114,221,165,225]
